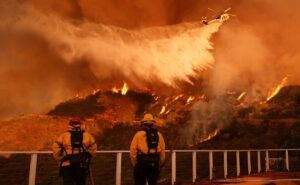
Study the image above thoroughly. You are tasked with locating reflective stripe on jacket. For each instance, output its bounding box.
[130,130,165,167]
[52,130,97,166]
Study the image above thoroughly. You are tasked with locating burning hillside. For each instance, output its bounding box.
[1,0,300,122]
[0,84,300,151]
[236,86,300,119]
[48,83,202,125]
[46,84,300,148]
[0,0,223,121]
[0,0,300,151]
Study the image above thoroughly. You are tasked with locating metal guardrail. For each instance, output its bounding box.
[0,149,299,185]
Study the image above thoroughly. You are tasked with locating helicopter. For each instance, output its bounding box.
[202,7,236,25]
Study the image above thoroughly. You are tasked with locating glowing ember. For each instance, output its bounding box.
[93,89,100,95]
[199,94,207,101]
[199,129,219,143]
[267,77,288,101]
[121,83,129,95]
[237,92,247,101]
[74,93,85,99]
[159,106,166,114]
[165,109,170,114]
[173,94,184,101]
[112,87,119,93]
[186,96,195,104]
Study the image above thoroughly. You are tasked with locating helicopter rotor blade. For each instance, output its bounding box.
[228,14,236,17]
[223,7,231,13]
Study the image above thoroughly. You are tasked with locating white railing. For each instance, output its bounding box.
[0,149,299,185]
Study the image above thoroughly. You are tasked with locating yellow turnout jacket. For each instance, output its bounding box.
[130,130,165,167]
[52,129,97,166]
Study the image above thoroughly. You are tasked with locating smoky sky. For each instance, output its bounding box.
[0,0,300,120]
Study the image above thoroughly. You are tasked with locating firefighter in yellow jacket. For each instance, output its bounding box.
[52,117,97,185]
[130,113,166,185]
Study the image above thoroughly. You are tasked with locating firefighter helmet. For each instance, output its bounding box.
[141,113,156,125]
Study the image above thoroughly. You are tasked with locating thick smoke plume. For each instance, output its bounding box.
[3,4,221,86]
[210,0,300,99]
[0,0,222,120]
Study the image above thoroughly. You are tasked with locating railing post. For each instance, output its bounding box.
[247,151,251,175]
[209,151,213,180]
[171,151,176,185]
[265,150,269,172]
[285,150,289,171]
[192,152,197,183]
[29,153,38,185]
[236,151,240,177]
[116,152,122,185]
[257,151,261,173]
[223,151,227,178]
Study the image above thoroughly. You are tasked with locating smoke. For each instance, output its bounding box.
[181,97,233,146]
[0,0,223,120]
[210,26,273,99]
[209,0,300,100]
[6,5,222,86]
[180,0,300,142]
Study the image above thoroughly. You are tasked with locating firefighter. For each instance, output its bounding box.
[52,117,97,185]
[130,113,166,185]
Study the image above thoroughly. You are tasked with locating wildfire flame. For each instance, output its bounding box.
[121,83,128,95]
[93,89,100,95]
[173,94,184,102]
[111,87,118,93]
[266,77,288,101]
[237,92,247,101]
[186,96,195,104]
[111,82,129,95]
[159,106,166,115]
[199,129,219,143]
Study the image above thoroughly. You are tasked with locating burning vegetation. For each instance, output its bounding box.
[0,0,300,152]
[44,83,300,149]
[0,77,299,151]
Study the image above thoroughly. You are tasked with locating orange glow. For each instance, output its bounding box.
[93,89,100,95]
[112,87,119,93]
[186,96,195,104]
[159,106,166,114]
[75,93,84,99]
[173,94,184,102]
[199,129,219,143]
[199,94,206,100]
[266,77,288,101]
[121,83,128,95]
[237,92,247,101]
[111,82,129,95]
